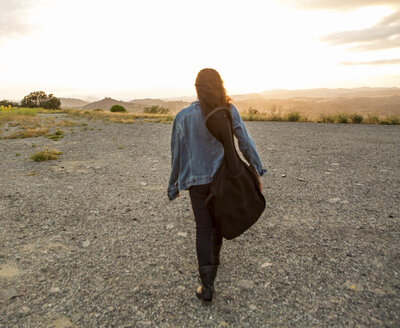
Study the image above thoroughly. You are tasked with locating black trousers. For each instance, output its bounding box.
[189,183,223,267]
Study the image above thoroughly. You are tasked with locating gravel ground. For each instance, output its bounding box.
[0,118,399,327]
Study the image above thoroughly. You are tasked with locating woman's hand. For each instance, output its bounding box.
[252,167,262,192]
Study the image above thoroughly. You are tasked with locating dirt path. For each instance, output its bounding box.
[1,119,399,327]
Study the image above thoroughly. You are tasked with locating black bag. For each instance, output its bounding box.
[204,106,265,240]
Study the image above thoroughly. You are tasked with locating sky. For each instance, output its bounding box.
[0,0,399,101]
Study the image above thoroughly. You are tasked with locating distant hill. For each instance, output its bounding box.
[60,98,89,108]
[259,87,400,99]
[129,98,190,113]
[81,97,191,113]
[82,97,141,112]
[62,87,400,117]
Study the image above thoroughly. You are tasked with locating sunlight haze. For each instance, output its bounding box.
[0,0,399,100]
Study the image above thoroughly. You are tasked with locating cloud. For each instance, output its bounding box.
[0,0,44,41]
[320,11,400,51]
[341,58,400,65]
[282,0,400,11]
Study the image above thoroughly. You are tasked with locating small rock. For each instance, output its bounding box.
[340,200,350,204]
[327,197,340,204]
[261,262,273,268]
[82,241,90,248]
[177,232,187,237]
[20,306,31,314]
[166,224,174,230]
[249,304,257,310]
[331,163,340,166]
[237,279,254,289]
[177,285,185,291]
[50,287,61,294]
[0,288,18,300]
[281,174,286,177]
[140,182,147,186]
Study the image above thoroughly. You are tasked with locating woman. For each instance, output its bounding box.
[168,68,266,302]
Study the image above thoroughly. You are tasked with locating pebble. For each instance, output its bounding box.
[82,241,90,248]
[177,232,187,237]
[327,197,341,204]
[50,287,61,294]
[0,288,17,300]
[261,262,273,268]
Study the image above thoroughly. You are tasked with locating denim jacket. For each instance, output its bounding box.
[168,101,266,200]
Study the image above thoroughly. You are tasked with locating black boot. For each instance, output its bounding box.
[210,242,222,266]
[196,265,218,302]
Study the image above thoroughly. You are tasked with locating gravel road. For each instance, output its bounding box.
[1,118,399,327]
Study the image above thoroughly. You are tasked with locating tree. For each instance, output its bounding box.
[21,91,61,109]
[43,94,61,110]
[0,99,19,107]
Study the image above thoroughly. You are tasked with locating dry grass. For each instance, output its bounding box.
[30,149,62,162]
[66,109,174,123]
[55,120,80,127]
[3,128,49,139]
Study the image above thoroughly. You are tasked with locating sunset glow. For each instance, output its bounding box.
[0,0,399,100]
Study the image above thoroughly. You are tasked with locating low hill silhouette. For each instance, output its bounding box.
[60,98,89,108]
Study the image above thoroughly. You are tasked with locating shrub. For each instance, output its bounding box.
[143,105,170,114]
[350,114,363,124]
[335,113,349,123]
[110,105,127,112]
[30,149,62,161]
[287,111,301,122]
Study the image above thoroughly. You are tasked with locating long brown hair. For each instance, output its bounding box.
[195,68,231,117]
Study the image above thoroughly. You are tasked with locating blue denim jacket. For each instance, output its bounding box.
[168,101,266,200]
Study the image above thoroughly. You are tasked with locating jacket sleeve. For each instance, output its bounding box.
[231,105,267,176]
[167,116,181,200]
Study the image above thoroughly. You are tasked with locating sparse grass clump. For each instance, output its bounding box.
[385,115,400,125]
[335,113,349,123]
[287,111,301,122]
[144,105,170,114]
[47,129,64,140]
[365,115,380,124]
[110,105,127,113]
[4,128,49,139]
[350,114,364,124]
[320,114,335,123]
[30,149,62,161]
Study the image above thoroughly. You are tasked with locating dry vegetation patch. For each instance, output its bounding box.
[30,149,63,161]
[66,109,174,124]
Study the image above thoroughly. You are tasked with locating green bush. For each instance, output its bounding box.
[287,111,301,122]
[143,105,170,114]
[110,105,127,112]
[350,114,364,124]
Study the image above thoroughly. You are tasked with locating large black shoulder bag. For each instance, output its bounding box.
[204,106,266,240]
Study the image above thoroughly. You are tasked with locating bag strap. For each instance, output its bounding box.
[204,105,231,126]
